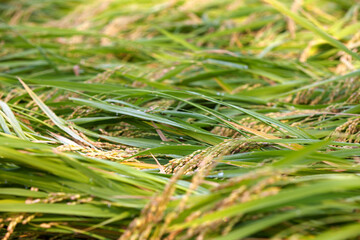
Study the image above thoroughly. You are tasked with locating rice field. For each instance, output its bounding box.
[0,0,360,239]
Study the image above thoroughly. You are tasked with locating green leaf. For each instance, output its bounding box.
[264,0,360,60]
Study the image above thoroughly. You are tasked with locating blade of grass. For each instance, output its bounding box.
[263,0,360,60]
[18,78,94,147]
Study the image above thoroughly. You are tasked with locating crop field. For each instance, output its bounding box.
[0,0,360,239]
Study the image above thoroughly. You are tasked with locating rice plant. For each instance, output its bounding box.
[0,0,360,239]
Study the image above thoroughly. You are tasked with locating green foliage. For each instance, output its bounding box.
[0,0,360,239]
